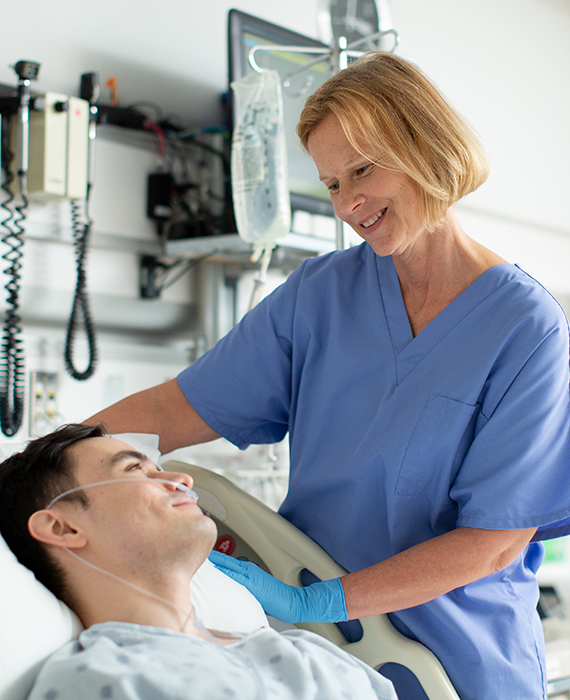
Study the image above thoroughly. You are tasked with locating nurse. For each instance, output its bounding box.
[88,53,570,700]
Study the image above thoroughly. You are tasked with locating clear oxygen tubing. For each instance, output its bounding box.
[64,548,268,698]
[62,547,210,637]
[46,477,199,509]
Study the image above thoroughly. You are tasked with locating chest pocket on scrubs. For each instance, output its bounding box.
[395,394,478,500]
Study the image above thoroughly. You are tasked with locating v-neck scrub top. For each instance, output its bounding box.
[178,243,570,700]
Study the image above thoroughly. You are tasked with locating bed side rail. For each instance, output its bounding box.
[165,460,460,700]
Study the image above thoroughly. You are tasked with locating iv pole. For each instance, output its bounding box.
[241,29,399,479]
[247,29,400,251]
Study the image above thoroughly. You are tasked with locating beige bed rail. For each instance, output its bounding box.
[165,460,460,700]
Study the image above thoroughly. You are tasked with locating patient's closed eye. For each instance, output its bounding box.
[125,461,164,476]
[125,463,144,472]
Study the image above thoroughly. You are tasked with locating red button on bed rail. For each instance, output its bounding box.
[215,535,236,555]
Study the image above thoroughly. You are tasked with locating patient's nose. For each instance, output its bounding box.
[160,470,194,491]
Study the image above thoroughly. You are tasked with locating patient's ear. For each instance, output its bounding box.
[28,510,87,550]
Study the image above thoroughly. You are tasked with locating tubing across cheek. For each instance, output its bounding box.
[46,479,199,509]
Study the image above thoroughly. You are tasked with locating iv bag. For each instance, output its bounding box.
[231,69,291,259]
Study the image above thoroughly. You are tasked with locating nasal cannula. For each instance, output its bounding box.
[47,478,199,509]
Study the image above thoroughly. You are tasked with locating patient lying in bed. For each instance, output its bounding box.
[0,424,396,700]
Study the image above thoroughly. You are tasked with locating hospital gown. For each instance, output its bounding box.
[28,622,397,700]
[177,242,570,700]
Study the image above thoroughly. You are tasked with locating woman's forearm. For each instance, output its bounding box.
[341,525,537,619]
[84,378,220,454]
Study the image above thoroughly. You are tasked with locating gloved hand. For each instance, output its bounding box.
[209,550,347,624]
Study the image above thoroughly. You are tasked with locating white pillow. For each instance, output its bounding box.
[0,435,268,700]
[191,558,268,633]
[0,532,83,700]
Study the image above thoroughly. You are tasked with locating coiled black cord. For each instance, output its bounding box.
[64,196,97,381]
[0,134,26,436]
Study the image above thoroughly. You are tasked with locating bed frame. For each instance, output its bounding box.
[165,460,460,700]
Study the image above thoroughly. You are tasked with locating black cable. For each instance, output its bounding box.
[125,101,164,123]
[64,196,97,381]
[0,129,26,436]
[178,132,230,165]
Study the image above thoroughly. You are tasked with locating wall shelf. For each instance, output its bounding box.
[165,232,336,266]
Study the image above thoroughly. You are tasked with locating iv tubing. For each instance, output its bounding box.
[247,244,274,312]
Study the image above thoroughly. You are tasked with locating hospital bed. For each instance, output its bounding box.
[166,460,461,700]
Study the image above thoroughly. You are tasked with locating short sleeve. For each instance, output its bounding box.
[177,265,303,449]
[452,318,570,537]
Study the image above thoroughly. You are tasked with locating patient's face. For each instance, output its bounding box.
[63,437,216,575]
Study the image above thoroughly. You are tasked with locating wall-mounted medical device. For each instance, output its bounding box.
[0,63,99,436]
[9,91,90,201]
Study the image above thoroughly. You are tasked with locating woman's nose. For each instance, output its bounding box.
[336,186,365,218]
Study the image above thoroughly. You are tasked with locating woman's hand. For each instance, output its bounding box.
[209,550,347,623]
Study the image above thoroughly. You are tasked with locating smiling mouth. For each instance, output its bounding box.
[172,497,198,507]
[170,492,199,507]
[361,208,387,228]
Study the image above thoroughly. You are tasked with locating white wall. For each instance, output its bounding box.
[392,0,570,236]
[2,0,568,234]
[0,0,569,446]
[390,0,570,304]
[0,0,323,129]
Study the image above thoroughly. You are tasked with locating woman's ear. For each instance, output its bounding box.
[28,509,87,550]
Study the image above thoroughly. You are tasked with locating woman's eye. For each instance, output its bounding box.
[328,182,339,192]
[356,165,369,175]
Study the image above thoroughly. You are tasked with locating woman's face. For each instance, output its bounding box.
[307,114,427,259]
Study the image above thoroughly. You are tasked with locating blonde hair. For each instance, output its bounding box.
[297,52,488,231]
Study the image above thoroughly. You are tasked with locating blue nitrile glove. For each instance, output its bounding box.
[209,550,347,624]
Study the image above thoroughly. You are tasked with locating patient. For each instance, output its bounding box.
[0,424,396,700]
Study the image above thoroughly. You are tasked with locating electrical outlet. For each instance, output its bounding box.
[29,371,59,437]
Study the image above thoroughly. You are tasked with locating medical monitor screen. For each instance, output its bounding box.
[228,9,334,218]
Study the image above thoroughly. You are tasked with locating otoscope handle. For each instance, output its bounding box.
[12,60,41,192]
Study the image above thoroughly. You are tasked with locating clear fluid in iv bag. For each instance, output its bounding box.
[231,71,291,246]
[232,121,290,243]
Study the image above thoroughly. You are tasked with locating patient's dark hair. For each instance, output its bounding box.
[0,423,105,607]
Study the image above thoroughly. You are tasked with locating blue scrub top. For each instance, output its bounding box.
[178,243,570,700]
